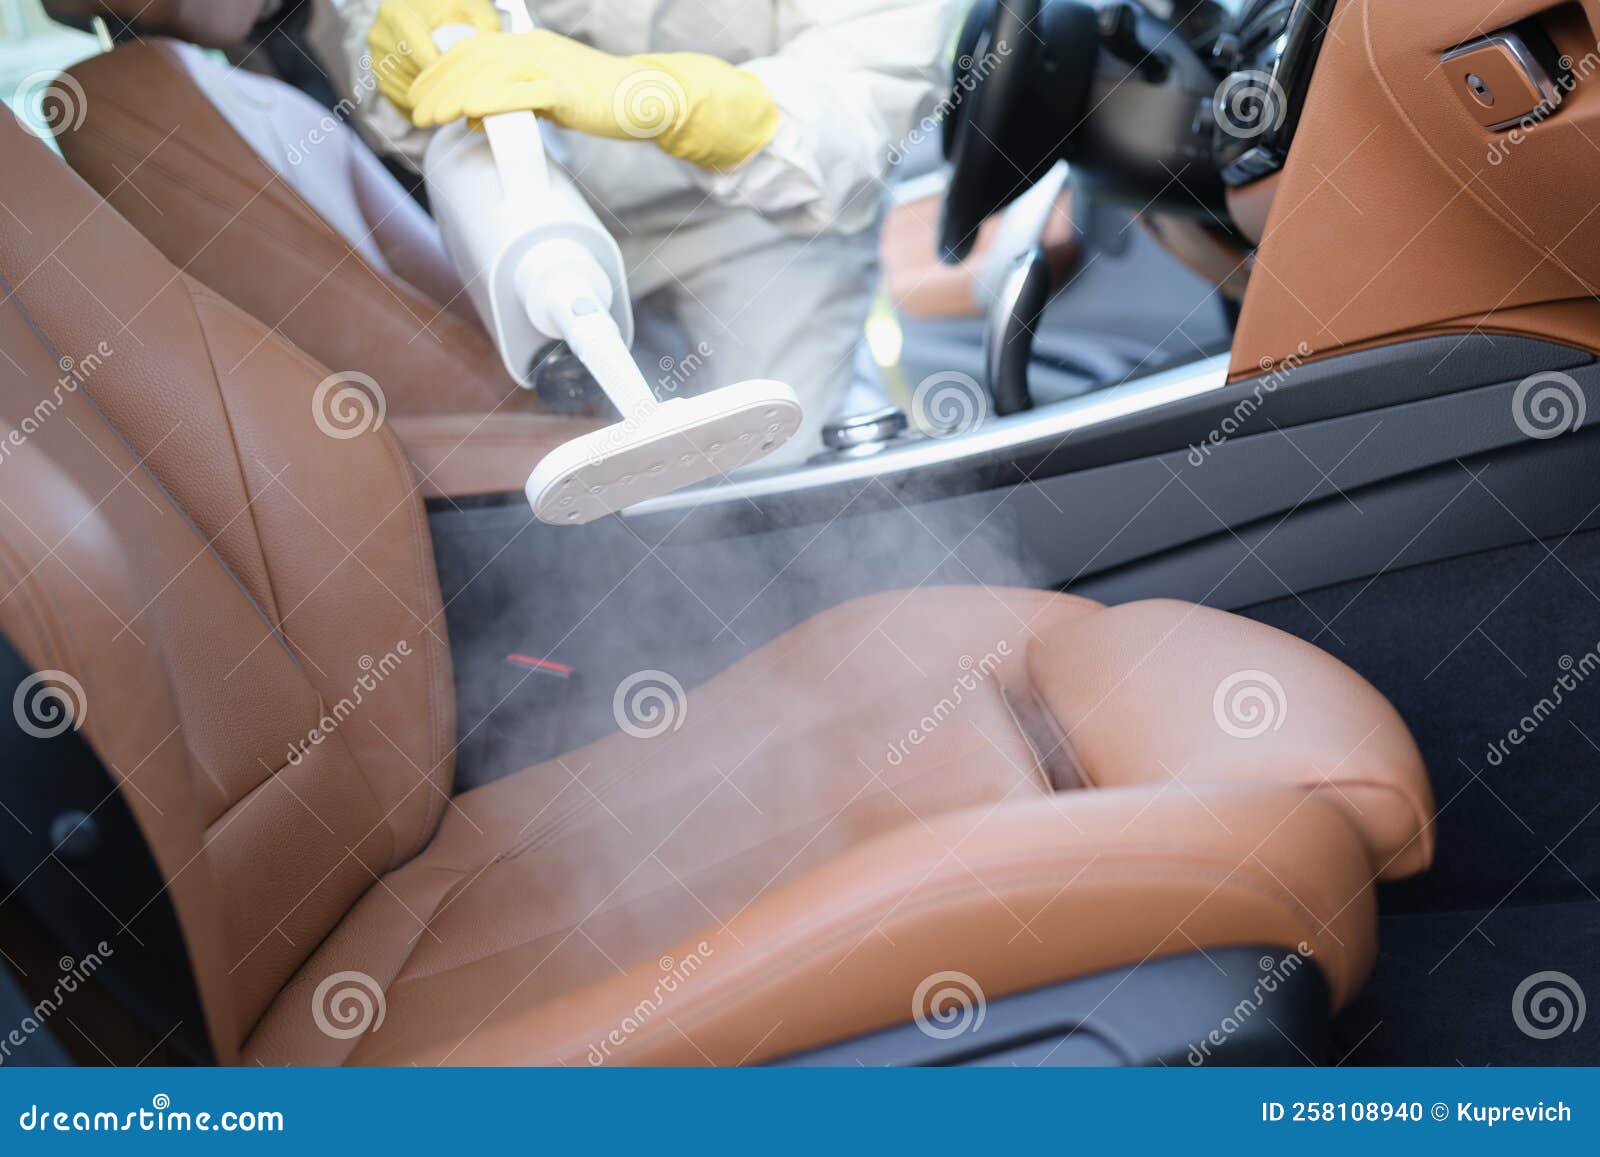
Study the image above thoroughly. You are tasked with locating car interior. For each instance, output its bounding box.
[0,0,1595,1068]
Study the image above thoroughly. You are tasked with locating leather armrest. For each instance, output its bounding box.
[390,413,602,500]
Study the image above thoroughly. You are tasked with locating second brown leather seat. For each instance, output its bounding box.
[0,109,1435,1066]
[49,0,574,434]
[49,4,599,497]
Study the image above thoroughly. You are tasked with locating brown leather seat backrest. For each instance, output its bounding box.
[55,39,517,416]
[0,112,454,1058]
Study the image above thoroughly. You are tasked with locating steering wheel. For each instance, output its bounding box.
[938,0,1041,262]
[939,0,1100,263]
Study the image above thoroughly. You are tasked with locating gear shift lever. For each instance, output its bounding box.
[984,246,1054,416]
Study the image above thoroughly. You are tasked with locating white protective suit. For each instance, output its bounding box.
[311,0,958,461]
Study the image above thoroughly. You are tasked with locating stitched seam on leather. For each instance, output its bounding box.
[185,288,287,626]
[186,284,454,861]
[182,286,412,856]
[542,852,1354,1062]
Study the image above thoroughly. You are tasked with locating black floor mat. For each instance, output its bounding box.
[1247,530,1600,914]
[1248,532,1600,1064]
[1335,900,1597,1066]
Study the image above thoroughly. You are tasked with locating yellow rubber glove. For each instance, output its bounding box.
[406,30,780,172]
[367,0,502,114]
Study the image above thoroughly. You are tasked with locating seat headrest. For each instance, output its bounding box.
[43,0,268,48]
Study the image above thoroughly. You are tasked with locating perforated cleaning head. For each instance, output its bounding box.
[527,381,802,524]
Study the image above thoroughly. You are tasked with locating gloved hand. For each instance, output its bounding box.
[406,30,780,172]
[367,0,502,114]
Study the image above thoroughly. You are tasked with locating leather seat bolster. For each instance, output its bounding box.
[1026,598,1435,877]
[351,787,1375,1066]
[0,430,245,1062]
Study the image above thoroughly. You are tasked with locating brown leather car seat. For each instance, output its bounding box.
[0,113,1435,1065]
[48,0,538,421]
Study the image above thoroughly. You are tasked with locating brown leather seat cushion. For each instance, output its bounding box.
[246,592,1427,1065]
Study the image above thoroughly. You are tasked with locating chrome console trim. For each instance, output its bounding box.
[626,353,1232,517]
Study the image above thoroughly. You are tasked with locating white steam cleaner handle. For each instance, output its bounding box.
[428,24,655,418]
